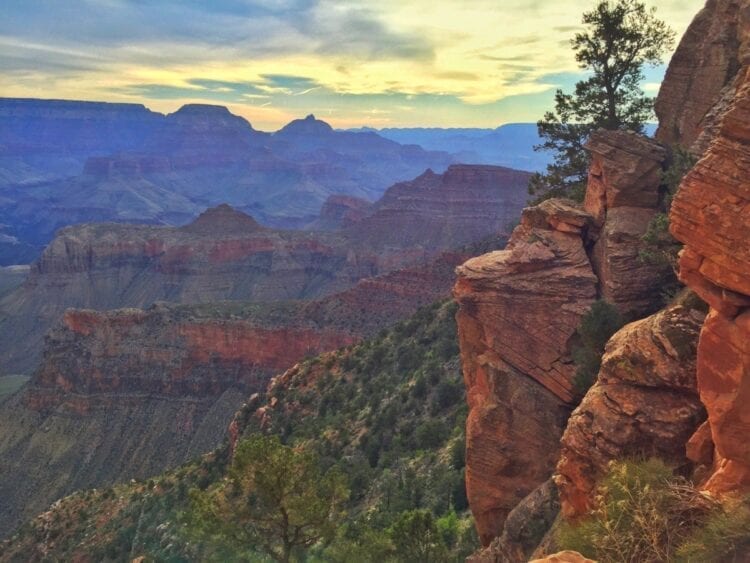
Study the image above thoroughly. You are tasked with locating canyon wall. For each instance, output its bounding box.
[669,47,750,494]
[0,204,368,374]
[548,0,750,537]
[351,164,531,251]
[655,0,746,155]
[454,131,668,545]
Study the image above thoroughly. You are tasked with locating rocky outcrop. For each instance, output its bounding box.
[454,200,597,544]
[23,305,356,414]
[584,130,668,318]
[312,195,372,230]
[555,295,707,517]
[669,54,750,495]
[454,129,671,544]
[352,165,532,251]
[655,0,747,154]
[468,480,560,563]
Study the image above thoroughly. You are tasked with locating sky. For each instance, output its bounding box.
[0,0,706,131]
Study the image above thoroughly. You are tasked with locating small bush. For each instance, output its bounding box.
[571,300,625,396]
[638,146,696,304]
[556,459,747,563]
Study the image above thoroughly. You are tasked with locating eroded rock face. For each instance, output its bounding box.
[584,130,668,318]
[467,480,560,563]
[669,55,750,496]
[24,306,357,414]
[351,164,532,251]
[655,0,748,154]
[313,194,372,230]
[454,200,597,543]
[0,245,473,539]
[0,205,367,374]
[584,130,666,220]
[555,297,706,517]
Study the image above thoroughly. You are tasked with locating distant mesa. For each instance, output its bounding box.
[182,204,264,235]
[276,113,334,136]
[171,103,233,117]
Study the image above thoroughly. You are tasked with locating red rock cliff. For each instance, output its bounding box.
[454,199,596,544]
[454,132,668,545]
[670,53,750,494]
[555,295,707,517]
[655,0,747,154]
[24,305,357,414]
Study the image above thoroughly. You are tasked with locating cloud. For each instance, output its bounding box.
[0,0,707,128]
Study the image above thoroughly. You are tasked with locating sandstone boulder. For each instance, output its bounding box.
[584,130,666,221]
[556,296,706,517]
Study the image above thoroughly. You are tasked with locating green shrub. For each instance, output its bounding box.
[572,300,625,396]
[677,498,750,562]
[389,509,448,563]
[638,146,697,304]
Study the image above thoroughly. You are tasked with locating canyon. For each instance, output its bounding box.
[0,162,529,375]
[2,0,750,560]
[0,101,454,259]
[0,158,523,538]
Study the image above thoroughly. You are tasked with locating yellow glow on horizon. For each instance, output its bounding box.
[0,0,705,129]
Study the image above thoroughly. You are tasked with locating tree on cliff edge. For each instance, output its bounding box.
[529,0,674,202]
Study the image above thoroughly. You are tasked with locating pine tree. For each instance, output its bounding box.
[529,0,675,202]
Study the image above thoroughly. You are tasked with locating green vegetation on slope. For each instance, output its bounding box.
[1,300,478,561]
[639,146,697,305]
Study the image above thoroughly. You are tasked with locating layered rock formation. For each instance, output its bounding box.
[454,200,597,544]
[655,0,747,154]
[24,306,357,414]
[0,99,454,257]
[670,58,750,494]
[0,204,371,374]
[351,165,531,251]
[0,162,528,375]
[454,130,668,545]
[311,194,372,230]
[0,237,481,539]
[584,130,668,317]
[555,295,707,517]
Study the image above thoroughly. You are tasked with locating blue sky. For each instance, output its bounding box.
[0,0,705,130]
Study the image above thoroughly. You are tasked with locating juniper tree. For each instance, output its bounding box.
[529,0,675,202]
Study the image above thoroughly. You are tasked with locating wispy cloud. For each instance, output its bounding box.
[0,0,706,128]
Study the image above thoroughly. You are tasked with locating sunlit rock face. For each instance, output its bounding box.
[584,130,668,318]
[555,297,707,517]
[670,59,750,496]
[349,164,532,251]
[454,199,597,544]
[453,129,668,545]
[655,0,748,155]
